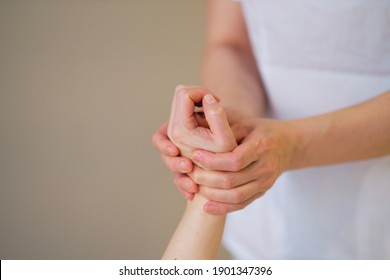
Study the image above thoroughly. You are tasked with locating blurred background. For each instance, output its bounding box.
[0,0,230,259]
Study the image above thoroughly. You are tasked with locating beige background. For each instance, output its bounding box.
[0,0,230,259]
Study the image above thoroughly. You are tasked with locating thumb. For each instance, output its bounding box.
[202,94,237,152]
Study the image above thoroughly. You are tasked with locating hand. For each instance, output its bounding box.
[152,122,197,199]
[152,85,237,199]
[167,85,236,157]
[188,118,300,214]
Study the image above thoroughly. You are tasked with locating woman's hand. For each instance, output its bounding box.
[167,85,236,157]
[152,85,237,199]
[188,118,300,214]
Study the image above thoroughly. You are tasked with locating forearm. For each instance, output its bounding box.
[162,195,226,259]
[202,44,266,122]
[289,90,390,169]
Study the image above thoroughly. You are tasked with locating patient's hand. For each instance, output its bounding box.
[161,87,236,260]
[167,85,236,159]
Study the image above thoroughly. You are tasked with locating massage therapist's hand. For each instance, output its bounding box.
[152,85,236,199]
[188,118,300,214]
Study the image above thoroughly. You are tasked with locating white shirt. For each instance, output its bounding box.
[223,0,390,259]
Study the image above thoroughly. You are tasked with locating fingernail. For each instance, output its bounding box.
[184,180,191,192]
[204,203,217,213]
[179,160,189,172]
[189,181,199,193]
[193,151,202,162]
[204,94,217,105]
[167,146,175,156]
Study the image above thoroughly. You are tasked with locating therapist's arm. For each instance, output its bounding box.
[190,90,390,214]
[202,0,266,123]
[289,90,390,169]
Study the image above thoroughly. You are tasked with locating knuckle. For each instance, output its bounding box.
[199,186,211,199]
[200,155,211,168]
[218,140,236,153]
[191,170,201,185]
[221,173,234,189]
[175,85,187,96]
[230,155,244,171]
[263,160,278,174]
[259,136,274,154]
[169,128,183,144]
[198,185,206,195]
[208,106,224,116]
[261,135,272,147]
[230,189,244,204]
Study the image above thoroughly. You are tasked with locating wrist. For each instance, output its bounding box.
[284,118,310,171]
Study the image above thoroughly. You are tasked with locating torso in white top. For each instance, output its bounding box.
[223,0,390,259]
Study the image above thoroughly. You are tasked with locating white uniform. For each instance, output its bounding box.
[223,0,390,259]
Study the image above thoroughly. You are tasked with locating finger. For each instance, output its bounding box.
[152,122,180,156]
[161,155,193,173]
[173,174,198,193]
[198,179,260,204]
[194,111,208,128]
[188,166,234,189]
[177,187,194,201]
[170,85,210,130]
[192,139,258,171]
[179,94,236,152]
[188,165,256,189]
[204,192,265,215]
[202,94,236,151]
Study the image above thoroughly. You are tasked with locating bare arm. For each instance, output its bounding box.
[161,191,227,259]
[202,0,266,122]
[290,90,390,169]
[162,87,237,259]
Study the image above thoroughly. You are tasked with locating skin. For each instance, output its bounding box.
[161,86,236,260]
[153,0,390,216]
